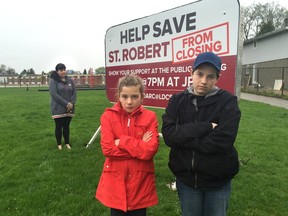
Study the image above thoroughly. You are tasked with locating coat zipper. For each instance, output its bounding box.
[192,150,197,188]
[192,105,198,188]
[127,116,131,127]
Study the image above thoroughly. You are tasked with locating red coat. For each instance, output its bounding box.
[96,102,159,212]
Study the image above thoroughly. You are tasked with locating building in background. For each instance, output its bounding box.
[242,18,288,91]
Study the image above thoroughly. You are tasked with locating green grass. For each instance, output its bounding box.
[0,87,287,215]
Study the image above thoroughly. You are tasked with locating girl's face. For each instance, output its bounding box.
[119,85,143,113]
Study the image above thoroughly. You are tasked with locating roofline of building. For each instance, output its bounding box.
[244,27,288,45]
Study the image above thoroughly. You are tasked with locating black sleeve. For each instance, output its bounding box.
[161,94,212,149]
[193,96,241,154]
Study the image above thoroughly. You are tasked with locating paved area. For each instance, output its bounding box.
[240,93,288,109]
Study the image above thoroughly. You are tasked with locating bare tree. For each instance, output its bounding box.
[243,2,288,40]
[6,68,16,75]
[0,64,17,75]
[0,64,7,75]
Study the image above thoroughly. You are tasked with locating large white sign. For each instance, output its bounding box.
[105,0,240,107]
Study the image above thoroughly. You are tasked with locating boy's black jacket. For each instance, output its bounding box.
[161,87,241,189]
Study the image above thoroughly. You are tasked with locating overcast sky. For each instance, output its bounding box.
[1,0,287,74]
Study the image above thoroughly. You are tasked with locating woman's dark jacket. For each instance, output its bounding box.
[161,86,241,189]
[49,71,77,117]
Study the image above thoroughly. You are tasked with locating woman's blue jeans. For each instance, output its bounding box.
[176,179,231,216]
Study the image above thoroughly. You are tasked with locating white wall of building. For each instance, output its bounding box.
[242,29,288,65]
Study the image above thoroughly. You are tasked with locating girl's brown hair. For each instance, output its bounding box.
[116,75,145,100]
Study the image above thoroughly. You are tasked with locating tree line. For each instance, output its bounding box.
[0,64,36,76]
[0,65,105,76]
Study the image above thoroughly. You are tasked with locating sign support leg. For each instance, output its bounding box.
[86,126,101,148]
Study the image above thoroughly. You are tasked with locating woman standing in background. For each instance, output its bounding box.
[49,63,77,150]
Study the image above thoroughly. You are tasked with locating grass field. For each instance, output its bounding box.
[0,87,287,216]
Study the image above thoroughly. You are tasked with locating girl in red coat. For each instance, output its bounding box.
[96,75,159,216]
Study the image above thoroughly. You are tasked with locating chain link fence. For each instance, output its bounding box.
[241,67,288,97]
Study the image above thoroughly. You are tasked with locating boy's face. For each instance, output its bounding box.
[191,64,218,96]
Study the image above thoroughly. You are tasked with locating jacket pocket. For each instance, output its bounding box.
[168,148,193,174]
[134,120,148,139]
[197,150,239,179]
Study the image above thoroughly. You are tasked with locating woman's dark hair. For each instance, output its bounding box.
[55,63,66,71]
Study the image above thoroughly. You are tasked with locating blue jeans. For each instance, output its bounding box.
[176,179,231,216]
